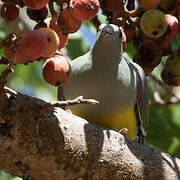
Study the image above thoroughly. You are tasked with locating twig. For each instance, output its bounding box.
[1,33,17,48]
[149,74,180,107]
[39,96,99,112]
[150,91,180,107]
[0,64,14,104]
[0,64,14,88]
[153,91,165,104]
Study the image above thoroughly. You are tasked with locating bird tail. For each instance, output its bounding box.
[134,103,146,144]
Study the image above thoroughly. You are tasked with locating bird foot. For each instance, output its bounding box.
[66,109,72,113]
[119,128,128,137]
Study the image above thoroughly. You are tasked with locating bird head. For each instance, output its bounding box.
[90,24,123,61]
[96,24,122,48]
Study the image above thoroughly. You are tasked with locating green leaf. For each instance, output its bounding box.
[66,32,90,60]
[125,42,135,59]
[168,137,180,154]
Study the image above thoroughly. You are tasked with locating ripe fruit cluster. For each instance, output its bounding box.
[111,0,180,86]
[1,0,180,87]
[136,0,180,86]
[0,0,100,86]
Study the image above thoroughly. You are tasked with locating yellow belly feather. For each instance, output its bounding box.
[71,107,138,139]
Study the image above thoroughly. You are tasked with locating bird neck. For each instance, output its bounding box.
[89,39,123,66]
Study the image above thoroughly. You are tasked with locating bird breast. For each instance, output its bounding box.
[64,57,138,112]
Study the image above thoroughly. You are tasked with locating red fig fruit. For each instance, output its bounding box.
[37,28,60,57]
[26,6,48,22]
[70,0,99,21]
[133,40,162,75]
[42,55,71,86]
[165,14,179,40]
[15,30,47,60]
[1,2,19,21]
[57,8,82,34]
[22,0,48,9]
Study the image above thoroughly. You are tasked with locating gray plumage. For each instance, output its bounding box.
[59,24,149,143]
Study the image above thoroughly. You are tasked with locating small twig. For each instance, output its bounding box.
[39,96,99,112]
[152,91,167,105]
[150,91,180,107]
[150,74,178,97]
[1,33,17,48]
[0,64,14,88]
[0,64,14,104]
[149,74,180,107]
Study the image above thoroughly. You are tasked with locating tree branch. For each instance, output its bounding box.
[150,74,176,97]
[0,87,180,180]
[150,91,180,107]
[149,74,180,107]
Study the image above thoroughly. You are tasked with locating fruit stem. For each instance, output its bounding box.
[48,0,58,17]
[0,33,17,48]
[150,74,176,97]
[54,0,64,11]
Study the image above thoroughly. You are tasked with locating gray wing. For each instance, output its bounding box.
[124,53,149,143]
[134,62,149,131]
[133,62,149,144]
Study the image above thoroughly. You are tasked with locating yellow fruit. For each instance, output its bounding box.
[140,9,168,39]
[37,28,60,57]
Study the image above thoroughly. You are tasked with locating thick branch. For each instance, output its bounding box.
[0,87,180,180]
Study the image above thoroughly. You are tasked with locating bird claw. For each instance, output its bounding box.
[66,109,72,113]
[119,128,128,137]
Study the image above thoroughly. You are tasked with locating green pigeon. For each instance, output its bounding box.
[58,24,149,143]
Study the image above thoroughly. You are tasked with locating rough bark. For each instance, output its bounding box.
[0,87,180,180]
